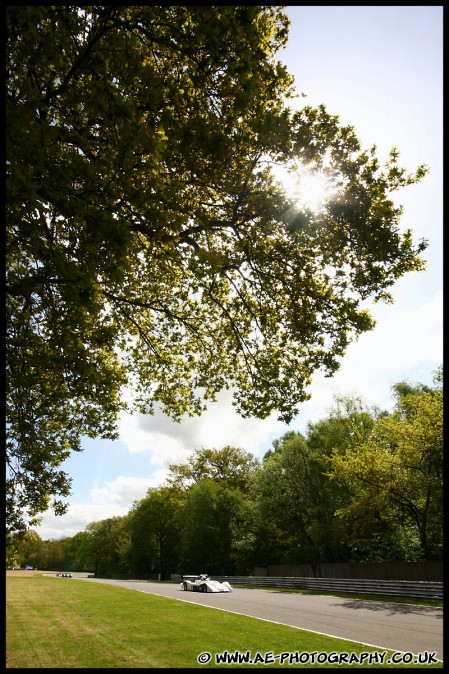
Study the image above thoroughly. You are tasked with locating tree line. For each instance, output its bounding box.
[9,369,442,575]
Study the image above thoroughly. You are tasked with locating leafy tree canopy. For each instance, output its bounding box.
[167,445,260,493]
[179,478,244,575]
[6,6,428,534]
[329,368,443,560]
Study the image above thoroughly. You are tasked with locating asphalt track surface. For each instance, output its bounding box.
[76,577,443,662]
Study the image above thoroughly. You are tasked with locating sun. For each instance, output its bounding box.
[295,171,332,210]
[273,162,337,213]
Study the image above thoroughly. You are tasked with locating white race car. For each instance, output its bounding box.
[181,574,232,593]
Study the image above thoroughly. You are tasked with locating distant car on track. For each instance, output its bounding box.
[56,572,72,578]
[181,574,232,593]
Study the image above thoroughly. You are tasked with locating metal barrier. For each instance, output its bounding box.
[174,576,442,600]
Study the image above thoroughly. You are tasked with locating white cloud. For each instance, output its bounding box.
[111,287,443,478]
[117,388,286,465]
[34,474,164,540]
[89,474,165,507]
[34,504,122,540]
[116,290,442,457]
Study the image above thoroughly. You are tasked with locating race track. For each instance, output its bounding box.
[76,577,443,662]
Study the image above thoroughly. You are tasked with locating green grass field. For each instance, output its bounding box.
[6,575,443,668]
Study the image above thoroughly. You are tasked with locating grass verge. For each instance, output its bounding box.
[6,576,442,668]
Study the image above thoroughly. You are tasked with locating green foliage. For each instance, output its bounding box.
[255,430,347,566]
[15,370,443,572]
[167,445,260,493]
[179,478,245,575]
[166,446,259,574]
[82,517,128,575]
[127,487,182,578]
[6,6,429,532]
[13,368,443,578]
[12,530,42,569]
[306,394,381,455]
[329,369,443,560]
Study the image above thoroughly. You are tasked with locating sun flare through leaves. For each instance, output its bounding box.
[274,162,342,213]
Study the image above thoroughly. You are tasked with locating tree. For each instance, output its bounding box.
[179,478,244,575]
[13,530,43,570]
[7,529,43,569]
[167,445,260,493]
[302,395,413,563]
[83,517,126,575]
[6,6,428,533]
[166,447,259,574]
[305,393,381,457]
[253,397,383,567]
[66,531,95,572]
[127,487,182,579]
[329,368,443,560]
[254,431,335,567]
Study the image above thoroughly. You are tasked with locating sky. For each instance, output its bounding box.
[35,6,443,540]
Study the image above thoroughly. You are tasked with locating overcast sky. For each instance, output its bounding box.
[35,6,443,540]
